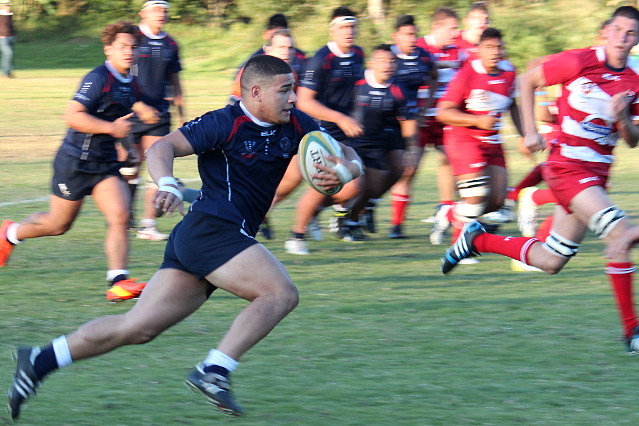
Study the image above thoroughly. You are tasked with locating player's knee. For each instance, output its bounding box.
[275,280,299,313]
[49,221,73,236]
[126,325,161,345]
[456,177,490,220]
[589,206,625,239]
[541,231,580,274]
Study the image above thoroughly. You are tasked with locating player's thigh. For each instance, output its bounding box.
[92,175,130,222]
[141,135,163,153]
[123,268,211,336]
[205,244,296,302]
[569,185,631,240]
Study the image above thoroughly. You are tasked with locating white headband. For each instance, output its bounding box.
[141,0,169,11]
[329,16,358,29]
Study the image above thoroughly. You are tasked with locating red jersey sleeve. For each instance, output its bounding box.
[541,49,584,87]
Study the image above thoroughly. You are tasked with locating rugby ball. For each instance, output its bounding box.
[298,131,345,196]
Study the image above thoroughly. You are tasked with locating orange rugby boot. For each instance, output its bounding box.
[0,220,16,267]
[106,278,147,303]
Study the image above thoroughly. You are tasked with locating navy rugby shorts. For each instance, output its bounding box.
[160,212,258,285]
[51,150,122,201]
[128,112,172,144]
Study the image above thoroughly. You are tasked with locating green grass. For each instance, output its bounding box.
[3,46,639,425]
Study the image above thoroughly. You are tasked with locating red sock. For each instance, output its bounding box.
[390,193,410,226]
[606,262,638,338]
[473,233,539,263]
[535,215,554,241]
[531,188,557,206]
[509,164,544,200]
[440,200,454,206]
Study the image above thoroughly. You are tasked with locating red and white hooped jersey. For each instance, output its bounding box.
[416,35,469,116]
[440,59,516,144]
[542,46,639,172]
[455,32,480,61]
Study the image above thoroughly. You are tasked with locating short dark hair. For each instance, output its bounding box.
[372,43,393,54]
[600,18,612,31]
[395,14,415,31]
[612,6,639,23]
[332,6,356,20]
[240,55,292,94]
[432,7,458,24]
[479,27,502,43]
[468,2,489,15]
[267,13,288,30]
[101,21,141,46]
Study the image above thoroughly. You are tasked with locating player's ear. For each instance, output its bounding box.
[251,85,261,102]
[104,44,112,58]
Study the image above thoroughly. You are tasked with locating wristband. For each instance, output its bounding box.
[333,163,353,184]
[534,91,547,96]
[539,102,550,106]
[158,176,178,188]
[158,185,184,201]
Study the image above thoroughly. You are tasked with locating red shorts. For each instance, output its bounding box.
[419,117,444,147]
[542,160,609,213]
[445,136,506,176]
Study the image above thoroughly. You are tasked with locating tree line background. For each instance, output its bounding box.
[8,0,629,72]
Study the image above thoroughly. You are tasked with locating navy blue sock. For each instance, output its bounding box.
[203,364,229,377]
[293,232,305,240]
[110,274,128,287]
[33,345,59,381]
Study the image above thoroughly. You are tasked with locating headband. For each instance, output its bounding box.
[141,0,169,11]
[329,16,358,29]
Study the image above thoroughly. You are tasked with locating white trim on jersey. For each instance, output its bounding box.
[364,69,391,89]
[139,23,167,40]
[470,59,515,74]
[239,101,273,128]
[222,149,232,201]
[559,143,614,164]
[104,61,133,83]
[327,41,355,58]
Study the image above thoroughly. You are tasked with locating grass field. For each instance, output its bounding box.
[3,60,639,425]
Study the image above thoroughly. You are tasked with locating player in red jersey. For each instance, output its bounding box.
[437,28,522,262]
[441,6,639,354]
[390,7,464,239]
[455,2,490,61]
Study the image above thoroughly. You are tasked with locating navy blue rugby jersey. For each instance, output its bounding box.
[131,24,181,114]
[391,44,432,116]
[60,62,141,162]
[179,103,320,237]
[351,70,411,148]
[299,41,364,141]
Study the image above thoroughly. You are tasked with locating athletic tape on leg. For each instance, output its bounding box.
[542,230,580,258]
[588,206,625,239]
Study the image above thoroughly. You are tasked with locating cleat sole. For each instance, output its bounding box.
[184,381,241,416]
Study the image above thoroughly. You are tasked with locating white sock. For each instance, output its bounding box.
[52,336,73,368]
[139,218,157,228]
[203,349,238,372]
[106,269,129,282]
[6,222,22,244]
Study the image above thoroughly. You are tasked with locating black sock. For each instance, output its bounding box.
[110,274,128,287]
[33,345,59,381]
[203,364,229,377]
[293,232,305,240]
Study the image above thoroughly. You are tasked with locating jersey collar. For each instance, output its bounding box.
[239,102,273,127]
[391,44,417,60]
[364,69,391,88]
[105,61,133,83]
[327,41,354,58]
[139,23,167,40]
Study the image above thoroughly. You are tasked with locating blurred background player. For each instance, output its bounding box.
[238,13,306,76]
[455,2,490,61]
[342,44,417,241]
[123,0,185,241]
[285,6,365,254]
[0,21,156,302]
[382,14,435,238]
[440,6,639,354]
[390,7,465,239]
[0,0,15,78]
[436,28,522,267]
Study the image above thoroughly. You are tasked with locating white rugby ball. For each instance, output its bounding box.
[298,130,345,196]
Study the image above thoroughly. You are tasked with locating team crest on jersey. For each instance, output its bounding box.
[581,82,596,95]
[241,140,257,159]
[280,136,291,154]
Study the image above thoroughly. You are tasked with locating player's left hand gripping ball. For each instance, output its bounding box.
[299,130,349,195]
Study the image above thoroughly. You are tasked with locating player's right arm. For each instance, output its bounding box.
[519,65,548,153]
[296,86,363,138]
[146,129,195,215]
[64,100,133,139]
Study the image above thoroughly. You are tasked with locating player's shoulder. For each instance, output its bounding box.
[289,108,320,133]
[313,44,332,58]
[352,45,365,59]
[498,59,515,73]
[83,64,110,83]
[164,33,179,47]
